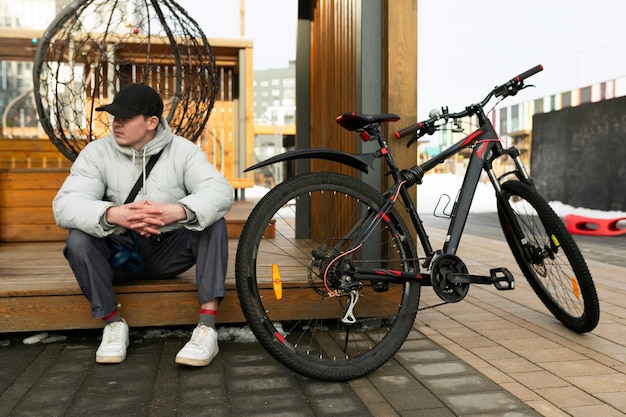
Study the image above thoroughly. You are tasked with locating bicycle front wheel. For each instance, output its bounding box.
[235,172,421,381]
[497,180,599,333]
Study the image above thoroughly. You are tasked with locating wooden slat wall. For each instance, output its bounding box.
[305,0,417,239]
[308,0,361,239]
[0,169,69,242]
[382,0,418,230]
[309,0,360,175]
[381,0,418,181]
[307,0,417,176]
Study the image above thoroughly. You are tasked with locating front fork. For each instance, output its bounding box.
[486,146,538,262]
[485,145,532,192]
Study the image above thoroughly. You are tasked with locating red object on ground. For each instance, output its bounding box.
[564,214,626,236]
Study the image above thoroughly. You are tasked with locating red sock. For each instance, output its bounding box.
[102,309,121,324]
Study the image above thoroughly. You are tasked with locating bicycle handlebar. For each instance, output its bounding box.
[395,64,543,140]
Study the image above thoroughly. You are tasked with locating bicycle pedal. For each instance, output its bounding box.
[490,268,515,290]
[371,280,388,292]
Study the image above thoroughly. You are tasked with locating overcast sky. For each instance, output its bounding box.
[177,0,626,116]
[417,0,626,114]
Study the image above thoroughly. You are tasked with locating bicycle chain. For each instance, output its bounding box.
[309,256,450,324]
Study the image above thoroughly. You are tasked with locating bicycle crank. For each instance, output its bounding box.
[430,254,470,303]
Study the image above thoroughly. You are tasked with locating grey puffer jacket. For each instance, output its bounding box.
[53,118,234,237]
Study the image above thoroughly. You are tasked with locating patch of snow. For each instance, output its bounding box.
[217,322,287,343]
[23,332,48,345]
[41,335,68,343]
[417,173,496,214]
[21,333,69,345]
[417,173,626,218]
[245,185,271,200]
[218,325,257,343]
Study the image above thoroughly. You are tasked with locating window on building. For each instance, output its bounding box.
[510,105,519,132]
[534,98,543,114]
[499,107,508,134]
[283,88,295,99]
[600,82,606,100]
[580,87,591,103]
[561,91,571,108]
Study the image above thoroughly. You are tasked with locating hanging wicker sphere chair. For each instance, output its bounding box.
[33,0,218,161]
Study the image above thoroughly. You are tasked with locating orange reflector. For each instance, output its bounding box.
[272,264,283,300]
[571,277,581,299]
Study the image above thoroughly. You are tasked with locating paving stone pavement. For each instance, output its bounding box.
[0,324,540,417]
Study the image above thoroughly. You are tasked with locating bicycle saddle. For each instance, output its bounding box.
[336,112,400,131]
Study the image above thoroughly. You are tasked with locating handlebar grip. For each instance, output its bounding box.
[394,123,422,139]
[515,64,543,82]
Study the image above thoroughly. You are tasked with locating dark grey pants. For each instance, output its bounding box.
[63,218,228,318]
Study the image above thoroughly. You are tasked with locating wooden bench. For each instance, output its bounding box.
[0,138,73,170]
[0,241,245,332]
[0,141,267,332]
[228,177,255,200]
[0,200,275,333]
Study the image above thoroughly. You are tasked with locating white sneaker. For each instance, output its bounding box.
[96,319,129,364]
[175,325,219,367]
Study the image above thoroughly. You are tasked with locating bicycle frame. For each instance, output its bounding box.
[353,107,532,282]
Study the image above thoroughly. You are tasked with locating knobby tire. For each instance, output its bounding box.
[497,180,600,333]
[235,172,421,381]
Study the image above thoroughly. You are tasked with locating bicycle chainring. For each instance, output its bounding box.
[430,254,470,303]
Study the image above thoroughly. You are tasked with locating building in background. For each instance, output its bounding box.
[0,0,63,136]
[252,60,296,187]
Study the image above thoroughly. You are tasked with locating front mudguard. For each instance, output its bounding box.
[244,148,377,174]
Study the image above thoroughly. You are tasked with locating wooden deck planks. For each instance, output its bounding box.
[0,239,245,332]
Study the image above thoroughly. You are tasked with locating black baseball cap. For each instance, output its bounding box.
[96,83,164,118]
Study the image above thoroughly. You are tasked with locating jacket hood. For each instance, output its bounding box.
[110,117,173,158]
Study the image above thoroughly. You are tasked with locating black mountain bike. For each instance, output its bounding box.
[235,65,600,382]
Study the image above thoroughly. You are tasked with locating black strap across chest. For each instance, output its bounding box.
[124,148,164,204]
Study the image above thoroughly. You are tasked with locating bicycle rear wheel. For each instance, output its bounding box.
[235,172,421,381]
[497,180,599,333]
